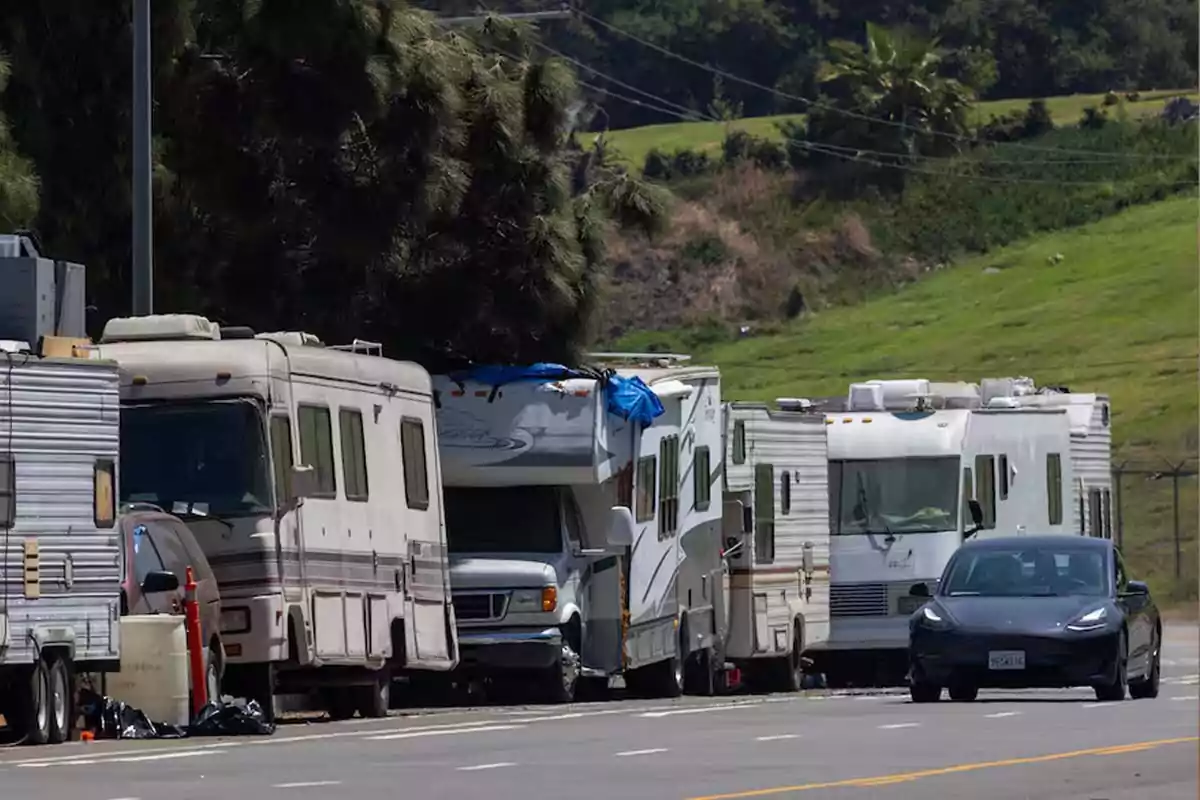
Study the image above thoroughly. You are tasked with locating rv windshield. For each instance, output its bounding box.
[830,457,959,535]
[120,400,273,517]
[444,486,563,554]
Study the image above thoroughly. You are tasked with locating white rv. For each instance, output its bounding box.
[720,400,831,692]
[432,355,725,701]
[809,377,1110,686]
[94,314,457,720]
[0,340,123,745]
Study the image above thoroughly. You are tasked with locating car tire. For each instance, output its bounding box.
[1094,632,1128,702]
[1129,631,1161,700]
[909,681,941,704]
[947,683,978,702]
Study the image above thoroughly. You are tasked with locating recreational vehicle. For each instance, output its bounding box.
[432,355,725,701]
[0,339,123,744]
[721,400,831,691]
[94,314,457,720]
[809,377,1110,686]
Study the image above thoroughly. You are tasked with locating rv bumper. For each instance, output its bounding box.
[456,627,563,671]
[219,593,288,663]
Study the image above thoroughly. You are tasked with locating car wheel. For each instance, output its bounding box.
[1129,631,1161,700]
[910,681,941,703]
[1094,631,1128,702]
[948,683,978,702]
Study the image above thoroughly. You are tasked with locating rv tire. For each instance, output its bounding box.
[684,647,716,696]
[543,640,581,704]
[323,687,357,720]
[47,654,72,744]
[22,659,52,746]
[358,671,392,718]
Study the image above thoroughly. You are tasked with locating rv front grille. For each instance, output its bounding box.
[830,582,889,617]
[452,592,508,621]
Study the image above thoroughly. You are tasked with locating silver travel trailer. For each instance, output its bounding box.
[95,314,457,720]
[432,355,727,700]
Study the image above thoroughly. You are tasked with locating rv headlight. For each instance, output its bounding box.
[220,607,251,634]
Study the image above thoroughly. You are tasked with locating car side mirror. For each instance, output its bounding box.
[141,570,180,594]
[290,464,317,500]
[1123,580,1150,596]
[607,506,635,549]
[909,582,930,598]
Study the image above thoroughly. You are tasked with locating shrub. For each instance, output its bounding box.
[722,130,788,172]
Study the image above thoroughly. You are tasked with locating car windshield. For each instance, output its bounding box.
[444,486,563,554]
[941,546,1110,597]
[830,457,959,535]
[120,400,273,517]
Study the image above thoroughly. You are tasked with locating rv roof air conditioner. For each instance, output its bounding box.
[847,382,885,411]
[100,313,221,343]
[776,397,813,412]
[980,376,1038,406]
[255,331,325,348]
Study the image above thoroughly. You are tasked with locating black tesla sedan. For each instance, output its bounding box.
[907,535,1161,703]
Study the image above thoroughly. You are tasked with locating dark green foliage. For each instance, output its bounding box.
[642,146,714,181]
[978,100,1055,143]
[722,130,788,171]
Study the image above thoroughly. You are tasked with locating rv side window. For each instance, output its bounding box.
[658,436,679,539]
[732,420,746,465]
[1046,453,1063,525]
[400,418,430,510]
[298,405,337,497]
[754,463,775,564]
[961,466,973,530]
[974,455,996,529]
[635,456,657,523]
[0,453,14,528]
[693,446,711,511]
[1088,488,1103,537]
[781,470,791,516]
[94,459,116,528]
[998,455,1009,500]
[270,414,295,504]
[339,408,370,502]
[616,463,633,510]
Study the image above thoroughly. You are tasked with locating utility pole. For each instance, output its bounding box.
[132,0,153,316]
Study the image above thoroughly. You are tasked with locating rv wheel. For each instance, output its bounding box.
[22,659,52,746]
[544,641,581,704]
[357,672,392,718]
[47,655,72,744]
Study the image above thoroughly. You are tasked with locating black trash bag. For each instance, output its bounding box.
[187,698,276,737]
[77,688,187,740]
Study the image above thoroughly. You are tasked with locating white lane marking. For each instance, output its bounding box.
[853,696,882,702]
[457,762,516,772]
[272,782,342,789]
[984,711,1021,718]
[19,750,223,769]
[366,724,524,742]
[639,699,771,718]
[877,723,920,730]
[616,748,669,757]
[1082,702,1116,709]
[755,734,800,742]
[1170,695,1199,701]
[105,797,142,800]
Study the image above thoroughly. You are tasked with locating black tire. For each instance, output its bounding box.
[358,672,392,718]
[324,687,357,720]
[23,659,52,746]
[47,655,72,745]
[543,636,581,704]
[684,647,717,696]
[630,651,685,699]
[910,681,941,704]
[776,629,804,693]
[1094,632,1128,702]
[1130,630,1161,700]
[204,645,221,708]
[948,683,978,702]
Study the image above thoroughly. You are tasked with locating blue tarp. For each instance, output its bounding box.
[447,363,665,428]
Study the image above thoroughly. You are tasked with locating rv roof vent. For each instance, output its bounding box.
[100,314,220,344]
[219,325,256,340]
[980,376,1038,405]
[329,339,383,357]
[255,331,325,348]
[847,382,885,412]
[985,396,1021,409]
[776,397,813,412]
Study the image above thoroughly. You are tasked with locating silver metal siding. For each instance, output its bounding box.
[0,357,122,666]
[1070,397,1113,536]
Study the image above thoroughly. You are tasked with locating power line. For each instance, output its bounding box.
[574,7,1197,162]
[691,353,1198,376]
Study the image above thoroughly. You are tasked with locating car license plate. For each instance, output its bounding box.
[988,650,1026,670]
[897,596,925,615]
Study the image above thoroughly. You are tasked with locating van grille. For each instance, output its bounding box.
[452,592,508,621]
[830,582,889,617]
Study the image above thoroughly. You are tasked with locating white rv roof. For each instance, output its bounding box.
[615,365,720,384]
[826,409,972,459]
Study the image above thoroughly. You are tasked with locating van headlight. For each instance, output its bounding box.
[508,587,557,614]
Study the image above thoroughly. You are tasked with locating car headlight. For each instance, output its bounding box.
[916,603,952,630]
[220,606,250,634]
[1066,606,1108,632]
[508,587,558,614]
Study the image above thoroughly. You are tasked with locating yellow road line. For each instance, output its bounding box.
[686,736,1199,799]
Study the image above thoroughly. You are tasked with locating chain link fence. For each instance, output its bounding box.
[1113,456,1198,603]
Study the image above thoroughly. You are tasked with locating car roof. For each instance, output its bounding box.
[958,535,1112,552]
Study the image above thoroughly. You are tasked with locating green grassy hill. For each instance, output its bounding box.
[604,90,1199,167]
[613,197,1199,601]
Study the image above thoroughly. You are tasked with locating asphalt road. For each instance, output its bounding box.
[1,625,1195,800]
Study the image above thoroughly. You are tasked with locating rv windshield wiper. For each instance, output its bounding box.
[856,472,896,547]
[174,508,234,533]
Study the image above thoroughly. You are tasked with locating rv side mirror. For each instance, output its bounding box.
[968,499,983,526]
[290,464,317,500]
[909,582,930,598]
[141,570,180,595]
[607,506,635,549]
